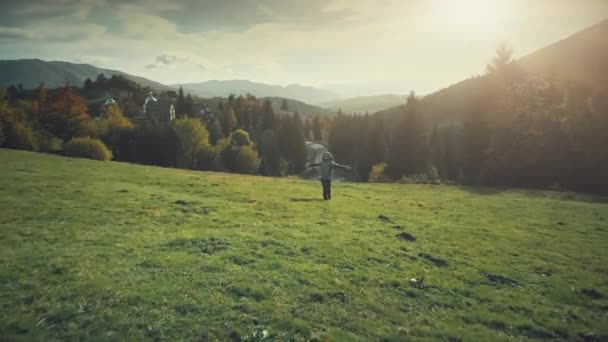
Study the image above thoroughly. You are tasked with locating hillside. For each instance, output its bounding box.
[1,148,607,340]
[176,80,340,105]
[0,59,171,91]
[518,19,608,89]
[320,94,407,114]
[376,20,608,121]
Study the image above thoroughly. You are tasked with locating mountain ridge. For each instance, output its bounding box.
[0,58,171,91]
[173,79,341,105]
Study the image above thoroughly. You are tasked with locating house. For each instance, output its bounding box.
[191,103,213,118]
[143,92,175,122]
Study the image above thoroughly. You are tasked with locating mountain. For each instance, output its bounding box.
[517,19,608,89]
[320,94,407,114]
[175,80,340,105]
[190,96,332,117]
[376,20,608,121]
[0,59,171,91]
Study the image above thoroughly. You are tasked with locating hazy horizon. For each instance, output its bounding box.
[1,0,607,96]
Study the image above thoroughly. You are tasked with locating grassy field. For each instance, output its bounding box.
[1,148,607,341]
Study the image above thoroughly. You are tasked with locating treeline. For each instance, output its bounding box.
[0,84,317,177]
[326,44,608,193]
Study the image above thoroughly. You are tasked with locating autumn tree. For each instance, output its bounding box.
[174,118,210,169]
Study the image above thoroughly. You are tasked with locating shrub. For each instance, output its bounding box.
[36,133,63,153]
[368,163,391,183]
[234,146,260,174]
[229,129,251,147]
[195,143,220,171]
[63,137,112,161]
[0,121,4,146]
[5,122,38,151]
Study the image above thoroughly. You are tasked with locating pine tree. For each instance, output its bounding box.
[312,115,323,141]
[385,91,426,179]
[304,118,312,139]
[260,98,276,131]
[220,105,237,136]
[290,113,307,173]
[280,98,289,111]
[176,86,186,118]
[185,93,193,117]
[259,130,281,176]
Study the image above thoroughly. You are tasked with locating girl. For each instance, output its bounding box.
[308,152,351,200]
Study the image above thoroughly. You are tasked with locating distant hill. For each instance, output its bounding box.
[376,20,608,121]
[320,94,407,114]
[0,59,171,91]
[189,96,332,117]
[175,80,340,105]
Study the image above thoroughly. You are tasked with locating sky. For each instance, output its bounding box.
[0,0,607,96]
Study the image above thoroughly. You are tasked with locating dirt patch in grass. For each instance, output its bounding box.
[175,303,202,315]
[419,253,448,267]
[483,272,519,287]
[164,237,229,255]
[580,288,603,299]
[396,232,416,241]
[227,255,254,266]
[226,285,265,301]
[378,215,392,222]
[308,291,348,304]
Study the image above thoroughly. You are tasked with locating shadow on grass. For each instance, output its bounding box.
[457,185,608,204]
[290,198,324,202]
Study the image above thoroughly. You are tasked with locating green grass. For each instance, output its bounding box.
[1,148,607,341]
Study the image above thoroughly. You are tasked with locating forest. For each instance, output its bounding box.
[1,44,607,194]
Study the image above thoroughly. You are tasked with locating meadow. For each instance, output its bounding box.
[1,148,607,341]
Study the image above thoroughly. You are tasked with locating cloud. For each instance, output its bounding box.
[156,55,178,65]
[0,27,34,40]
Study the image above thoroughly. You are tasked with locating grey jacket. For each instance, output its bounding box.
[309,152,349,180]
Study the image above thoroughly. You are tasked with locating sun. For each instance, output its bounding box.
[425,0,515,36]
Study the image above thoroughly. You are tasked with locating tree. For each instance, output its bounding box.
[174,118,210,169]
[43,86,91,140]
[106,105,133,130]
[486,41,520,83]
[229,129,251,147]
[220,105,237,136]
[176,86,186,118]
[234,145,260,174]
[280,98,289,111]
[385,91,426,179]
[486,42,514,75]
[259,130,281,176]
[312,115,323,141]
[83,78,93,90]
[260,98,276,131]
[289,112,308,173]
[360,116,386,181]
[95,73,108,89]
[304,118,312,139]
[206,118,224,144]
[185,93,194,117]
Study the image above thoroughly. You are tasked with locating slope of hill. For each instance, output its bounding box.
[376,20,608,121]
[2,148,607,340]
[176,79,340,105]
[0,59,171,91]
[266,96,333,117]
[518,19,608,89]
[320,94,407,114]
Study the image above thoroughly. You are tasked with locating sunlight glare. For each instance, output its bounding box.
[426,0,516,36]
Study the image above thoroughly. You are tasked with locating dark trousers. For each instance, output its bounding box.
[321,179,331,200]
